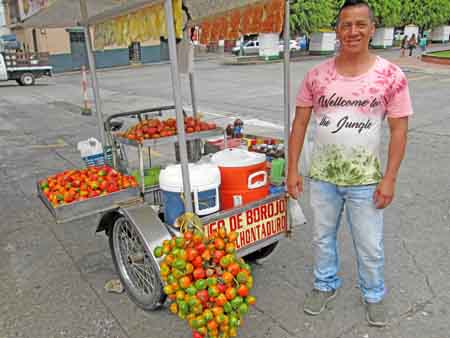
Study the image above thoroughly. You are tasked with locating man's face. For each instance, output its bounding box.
[336,5,375,54]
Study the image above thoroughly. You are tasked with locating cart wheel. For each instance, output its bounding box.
[19,73,35,86]
[109,216,166,311]
[243,242,279,264]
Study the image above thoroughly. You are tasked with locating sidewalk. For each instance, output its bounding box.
[390,55,450,75]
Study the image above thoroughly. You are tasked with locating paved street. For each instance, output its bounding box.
[0,52,449,338]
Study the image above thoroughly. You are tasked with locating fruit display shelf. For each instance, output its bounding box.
[114,127,226,148]
[37,183,141,224]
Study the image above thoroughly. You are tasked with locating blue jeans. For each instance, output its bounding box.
[310,180,385,303]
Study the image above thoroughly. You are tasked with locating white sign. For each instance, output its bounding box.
[259,33,279,57]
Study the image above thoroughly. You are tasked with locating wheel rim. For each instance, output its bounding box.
[112,218,160,303]
[23,75,33,85]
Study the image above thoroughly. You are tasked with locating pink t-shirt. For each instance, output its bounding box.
[296,56,413,186]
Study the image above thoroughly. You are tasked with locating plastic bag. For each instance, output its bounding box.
[288,197,307,226]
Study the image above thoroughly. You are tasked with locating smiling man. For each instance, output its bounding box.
[287,0,413,327]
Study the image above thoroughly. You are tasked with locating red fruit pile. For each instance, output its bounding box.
[120,116,217,142]
[154,228,255,338]
[39,165,138,207]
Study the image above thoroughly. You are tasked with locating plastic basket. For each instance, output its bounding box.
[83,153,105,167]
[132,167,161,187]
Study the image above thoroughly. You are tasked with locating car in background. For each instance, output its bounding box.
[278,40,300,52]
[232,40,260,55]
[232,39,299,56]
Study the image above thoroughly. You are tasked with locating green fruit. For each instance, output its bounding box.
[167,274,177,285]
[208,286,219,297]
[191,319,200,329]
[231,296,243,310]
[178,300,189,314]
[40,181,49,189]
[236,272,248,283]
[186,285,197,296]
[229,314,239,327]
[223,302,233,314]
[172,269,185,279]
[207,277,217,287]
[238,303,249,315]
[153,246,163,257]
[220,256,231,268]
[203,309,214,321]
[197,317,206,328]
[173,258,186,271]
[175,237,185,248]
[195,279,207,290]
[188,297,199,308]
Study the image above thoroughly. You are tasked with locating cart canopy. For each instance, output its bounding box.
[21,0,266,28]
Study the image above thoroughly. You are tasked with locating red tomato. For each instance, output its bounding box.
[193,268,206,280]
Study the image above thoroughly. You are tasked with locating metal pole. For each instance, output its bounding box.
[164,0,193,212]
[283,0,291,175]
[189,72,198,117]
[80,0,107,146]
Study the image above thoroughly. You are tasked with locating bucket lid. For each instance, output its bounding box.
[159,163,221,193]
[211,148,266,167]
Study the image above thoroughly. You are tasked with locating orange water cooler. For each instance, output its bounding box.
[211,149,269,210]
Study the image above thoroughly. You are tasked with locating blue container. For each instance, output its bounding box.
[162,191,186,226]
[159,164,221,226]
[162,189,218,226]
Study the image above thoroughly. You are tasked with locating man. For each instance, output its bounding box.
[287,0,413,327]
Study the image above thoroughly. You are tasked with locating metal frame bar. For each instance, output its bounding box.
[283,0,291,170]
[189,72,198,117]
[164,0,193,212]
[80,0,106,146]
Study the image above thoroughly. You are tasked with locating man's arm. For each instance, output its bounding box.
[287,106,312,199]
[374,116,409,209]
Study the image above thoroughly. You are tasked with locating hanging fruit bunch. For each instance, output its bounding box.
[154,223,255,338]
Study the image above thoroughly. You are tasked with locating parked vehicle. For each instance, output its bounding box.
[0,51,52,86]
[279,40,300,51]
[232,40,260,55]
[232,39,299,56]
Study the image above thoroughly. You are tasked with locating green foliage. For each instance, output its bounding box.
[401,0,450,29]
[367,0,402,27]
[290,0,336,36]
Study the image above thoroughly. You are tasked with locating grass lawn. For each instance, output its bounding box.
[429,50,450,58]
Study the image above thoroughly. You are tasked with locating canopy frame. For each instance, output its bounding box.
[28,0,292,213]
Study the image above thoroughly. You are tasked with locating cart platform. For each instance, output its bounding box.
[37,183,141,223]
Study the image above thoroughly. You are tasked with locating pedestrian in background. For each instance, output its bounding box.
[407,34,417,56]
[419,34,428,54]
[288,0,413,327]
[400,35,408,57]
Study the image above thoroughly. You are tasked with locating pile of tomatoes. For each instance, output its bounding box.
[120,116,217,142]
[39,165,138,207]
[154,228,255,338]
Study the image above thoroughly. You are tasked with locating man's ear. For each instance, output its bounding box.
[370,22,376,38]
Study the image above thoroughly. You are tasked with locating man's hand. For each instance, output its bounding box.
[287,173,303,199]
[373,177,396,209]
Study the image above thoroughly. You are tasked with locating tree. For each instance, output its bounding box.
[401,0,450,29]
[290,0,335,36]
[368,0,402,27]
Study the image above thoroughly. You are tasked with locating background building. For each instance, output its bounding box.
[3,0,169,72]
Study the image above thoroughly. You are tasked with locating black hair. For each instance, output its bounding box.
[336,0,374,25]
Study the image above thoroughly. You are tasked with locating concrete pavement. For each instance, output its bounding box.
[0,53,449,338]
